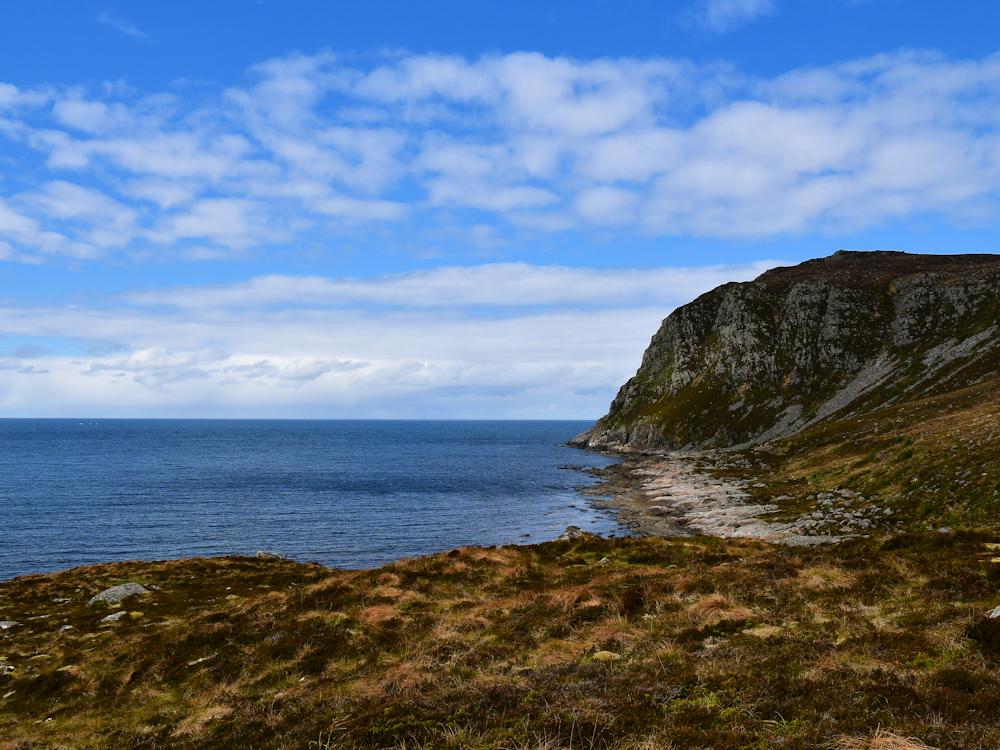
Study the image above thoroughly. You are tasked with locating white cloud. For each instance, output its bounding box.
[127,260,780,309]
[53,96,133,134]
[493,53,671,137]
[426,180,559,212]
[691,0,777,33]
[356,53,497,103]
[27,181,137,243]
[0,83,21,109]
[0,197,77,259]
[0,198,42,238]
[2,49,1000,259]
[151,198,278,250]
[0,307,665,417]
[0,83,49,110]
[0,261,781,417]
[128,179,200,209]
[575,186,640,225]
[310,195,408,221]
[96,10,148,39]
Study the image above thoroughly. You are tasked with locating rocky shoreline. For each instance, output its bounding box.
[579,449,904,546]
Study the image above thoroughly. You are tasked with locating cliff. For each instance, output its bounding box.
[574,250,1000,452]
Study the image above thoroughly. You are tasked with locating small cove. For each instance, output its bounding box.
[0,419,623,579]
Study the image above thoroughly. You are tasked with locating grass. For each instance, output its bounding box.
[2,531,999,749]
[722,375,1000,532]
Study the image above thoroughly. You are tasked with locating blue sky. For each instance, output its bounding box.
[0,0,998,417]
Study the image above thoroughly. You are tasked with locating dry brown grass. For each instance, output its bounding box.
[794,565,857,590]
[685,593,754,627]
[532,638,592,667]
[829,729,939,750]
[548,584,596,612]
[371,585,406,599]
[377,659,438,697]
[171,705,233,737]
[303,573,351,595]
[587,614,640,649]
[358,603,398,626]
[1,533,998,749]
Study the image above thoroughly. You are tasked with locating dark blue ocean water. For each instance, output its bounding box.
[0,420,620,580]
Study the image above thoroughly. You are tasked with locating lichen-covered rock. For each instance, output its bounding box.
[88,583,149,605]
[592,650,622,662]
[574,251,1000,452]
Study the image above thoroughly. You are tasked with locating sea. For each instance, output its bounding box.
[0,419,623,580]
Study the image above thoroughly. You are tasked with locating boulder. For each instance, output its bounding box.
[89,583,149,605]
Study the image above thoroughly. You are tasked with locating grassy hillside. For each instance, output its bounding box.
[741,375,1000,531]
[2,533,1000,749]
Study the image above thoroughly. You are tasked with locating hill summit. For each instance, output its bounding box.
[574,250,1000,452]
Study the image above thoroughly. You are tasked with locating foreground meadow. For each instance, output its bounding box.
[2,532,999,749]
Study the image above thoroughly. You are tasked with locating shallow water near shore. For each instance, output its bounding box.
[0,419,623,579]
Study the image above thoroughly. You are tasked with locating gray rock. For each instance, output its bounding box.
[88,583,150,605]
[557,525,586,541]
[0,621,20,631]
[100,611,127,624]
[254,551,288,560]
[988,606,1000,620]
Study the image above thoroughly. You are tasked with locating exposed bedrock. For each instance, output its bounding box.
[573,250,1000,452]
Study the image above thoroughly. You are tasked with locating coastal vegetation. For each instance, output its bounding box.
[2,531,999,749]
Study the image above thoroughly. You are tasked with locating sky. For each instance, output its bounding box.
[0,0,998,418]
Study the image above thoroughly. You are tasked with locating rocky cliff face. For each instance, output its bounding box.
[574,251,1000,452]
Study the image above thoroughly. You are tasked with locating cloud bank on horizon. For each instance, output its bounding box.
[1,25,999,416]
[0,261,780,417]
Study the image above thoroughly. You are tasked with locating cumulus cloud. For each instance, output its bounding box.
[0,83,49,110]
[0,49,999,260]
[26,181,137,248]
[149,198,279,250]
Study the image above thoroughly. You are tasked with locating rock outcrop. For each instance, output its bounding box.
[574,251,1000,452]
[88,583,150,605]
